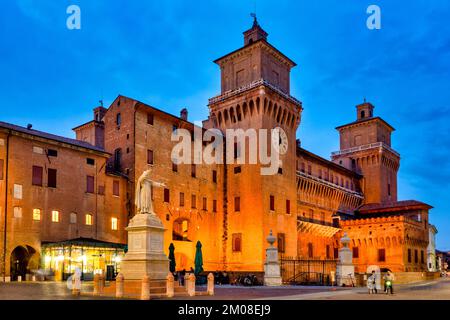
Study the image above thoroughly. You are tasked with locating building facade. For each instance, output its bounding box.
[0,18,434,281]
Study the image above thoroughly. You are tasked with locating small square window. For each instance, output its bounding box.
[70,212,77,224]
[87,158,95,165]
[234,166,241,174]
[52,210,60,223]
[14,207,22,219]
[33,209,41,221]
[147,113,154,125]
[113,181,120,196]
[85,214,93,226]
[164,188,170,203]
[47,149,58,157]
[111,217,118,230]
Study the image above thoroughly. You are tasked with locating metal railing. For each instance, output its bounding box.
[280,257,338,285]
[208,78,302,106]
[331,142,400,158]
[296,170,364,198]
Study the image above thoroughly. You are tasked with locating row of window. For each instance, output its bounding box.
[148,150,219,182]
[408,248,426,264]
[31,165,120,196]
[12,208,119,230]
[32,146,96,166]
[161,190,291,214]
[163,189,218,212]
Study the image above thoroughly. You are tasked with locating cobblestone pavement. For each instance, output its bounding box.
[264,278,450,300]
[0,282,112,300]
[1,279,449,300]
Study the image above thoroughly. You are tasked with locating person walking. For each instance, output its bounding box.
[367,270,377,294]
[179,269,186,286]
[383,270,395,294]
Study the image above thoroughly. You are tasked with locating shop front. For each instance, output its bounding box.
[41,238,126,281]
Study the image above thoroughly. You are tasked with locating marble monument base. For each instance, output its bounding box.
[120,213,169,280]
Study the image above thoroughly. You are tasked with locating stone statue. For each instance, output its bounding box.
[135,170,166,215]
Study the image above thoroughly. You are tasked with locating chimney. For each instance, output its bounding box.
[27,124,33,130]
[180,108,188,121]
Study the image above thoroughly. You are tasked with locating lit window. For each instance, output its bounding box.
[52,210,60,223]
[111,217,118,230]
[33,209,41,221]
[85,214,93,225]
[13,207,22,218]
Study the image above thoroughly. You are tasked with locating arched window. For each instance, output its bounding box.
[116,113,122,126]
[360,110,365,119]
[173,218,190,241]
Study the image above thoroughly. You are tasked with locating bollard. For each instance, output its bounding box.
[116,273,124,298]
[32,275,36,282]
[17,276,22,282]
[93,273,100,295]
[187,273,196,297]
[141,275,150,300]
[207,273,214,296]
[166,273,174,298]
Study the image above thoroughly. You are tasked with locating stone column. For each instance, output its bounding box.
[336,233,355,286]
[116,273,124,298]
[263,230,283,286]
[166,273,174,298]
[207,273,214,296]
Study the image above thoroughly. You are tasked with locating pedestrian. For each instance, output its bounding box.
[383,270,395,294]
[179,269,186,286]
[367,270,377,294]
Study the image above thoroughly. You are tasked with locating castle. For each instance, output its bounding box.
[0,18,433,282]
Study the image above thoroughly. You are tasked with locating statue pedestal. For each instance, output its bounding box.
[120,213,169,280]
[264,231,283,286]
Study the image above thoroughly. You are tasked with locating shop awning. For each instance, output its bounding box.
[41,237,126,249]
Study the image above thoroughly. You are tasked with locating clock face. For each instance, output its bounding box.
[272,127,288,155]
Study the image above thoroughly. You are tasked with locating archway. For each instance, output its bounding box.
[10,246,37,281]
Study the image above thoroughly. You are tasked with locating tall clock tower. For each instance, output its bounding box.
[206,17,303,271]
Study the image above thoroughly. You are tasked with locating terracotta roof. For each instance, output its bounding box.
[358,200,433,214]
[336,116,395,131]
[213,39,297,67]
[0,121,107,154]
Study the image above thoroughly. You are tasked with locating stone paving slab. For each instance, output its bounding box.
[1,279,449,300]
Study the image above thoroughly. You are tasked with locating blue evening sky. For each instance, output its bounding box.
[1,1,449,248]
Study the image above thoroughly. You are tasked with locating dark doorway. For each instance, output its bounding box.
[10,246,36,281]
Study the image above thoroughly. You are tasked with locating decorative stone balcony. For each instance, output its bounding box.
[208,78,302,107]
[331,142,400,158]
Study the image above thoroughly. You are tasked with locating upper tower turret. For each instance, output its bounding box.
[212,16,296,95]
[243,14,268,45]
